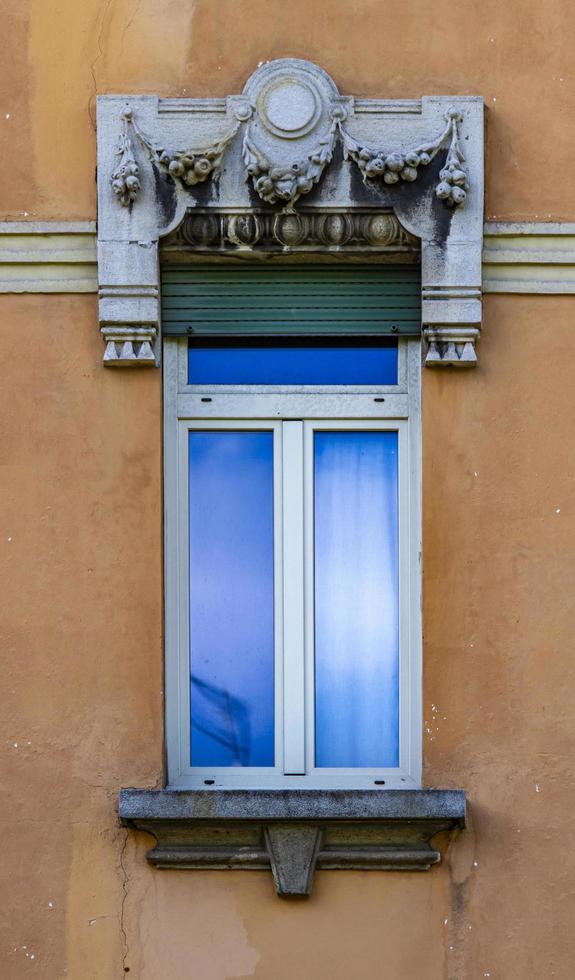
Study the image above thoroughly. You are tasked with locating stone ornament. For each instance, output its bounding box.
[242,115,340,206]
[156,130,239,189]
[340,107,468,207]
[110,108,140,207]
[97,59,484,369]
[112,106,240,205]
[101,324,156,366]
[110,67,468,212]
[119,787,466,897]
[164,208,419,252]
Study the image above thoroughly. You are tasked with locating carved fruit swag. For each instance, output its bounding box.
[339,108,468,207]
[111,105,468,210]
[242,111,341,207]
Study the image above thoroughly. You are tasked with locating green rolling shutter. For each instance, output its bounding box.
[161,265,421,337]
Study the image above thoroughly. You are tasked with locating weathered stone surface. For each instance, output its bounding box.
[119,788,465,896]
[120,787,465,821]
[264,825,323,896]
[162,207,419,255]
[97,59,484,368]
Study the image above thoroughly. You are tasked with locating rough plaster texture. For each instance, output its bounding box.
[2,292,575,977]
[2,1,575,977]
[0,295,163,977]
[1,0,575,220]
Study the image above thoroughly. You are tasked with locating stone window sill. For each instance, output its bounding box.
[119,788,465,896]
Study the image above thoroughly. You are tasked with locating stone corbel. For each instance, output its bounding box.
[97,240,159,366]
[97,59,484,369]
[421,242,483,367]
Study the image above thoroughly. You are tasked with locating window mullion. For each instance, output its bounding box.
[281,421,306,775]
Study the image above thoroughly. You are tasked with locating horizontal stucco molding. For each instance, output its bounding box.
[2,219,575,295]
[0,221,97,292]
[483,222,575,293]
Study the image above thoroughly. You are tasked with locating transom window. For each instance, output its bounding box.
[163,267,421,790]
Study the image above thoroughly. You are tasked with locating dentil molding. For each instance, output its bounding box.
[97,59,484,368]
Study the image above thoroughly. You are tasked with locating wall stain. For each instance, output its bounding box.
[444,810,477,980]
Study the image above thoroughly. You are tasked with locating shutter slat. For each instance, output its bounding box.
[163,295,420,308]
[163,286,420,298]
[164,310,419,321]
[162,267,417,279]
[161,265,421,336]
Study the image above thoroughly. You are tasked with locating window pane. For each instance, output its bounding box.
[314,431,399,768]
[189,431,275,767]
[188,343,397,385]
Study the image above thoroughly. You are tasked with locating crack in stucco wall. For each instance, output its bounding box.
[89,0,118,130]
[118,827,130,976]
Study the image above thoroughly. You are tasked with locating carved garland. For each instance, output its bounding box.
[339,108,468,207]
[111,104,468,211]
[110,109,141,206]
[112,106,241,206]
[242,107,345,206]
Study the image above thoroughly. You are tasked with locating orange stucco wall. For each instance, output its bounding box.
[2,0,575,221]
[2,2,575,978]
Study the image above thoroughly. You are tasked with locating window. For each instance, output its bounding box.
[164,269,421,790]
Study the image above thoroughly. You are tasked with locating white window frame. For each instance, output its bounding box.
[164,336,422,789]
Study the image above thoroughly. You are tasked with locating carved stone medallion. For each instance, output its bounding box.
[258,77,321,139]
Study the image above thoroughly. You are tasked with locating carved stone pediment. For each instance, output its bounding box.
[97,59,483,367]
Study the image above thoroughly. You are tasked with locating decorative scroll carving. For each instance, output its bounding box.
[340,108,468,206]
[164,208,419,253]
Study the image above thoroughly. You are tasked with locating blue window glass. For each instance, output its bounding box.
[188,431,275,767]
[314,431,399,768]
[187,342,397,385]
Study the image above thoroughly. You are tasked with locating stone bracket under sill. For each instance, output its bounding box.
[119,788,466,897]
